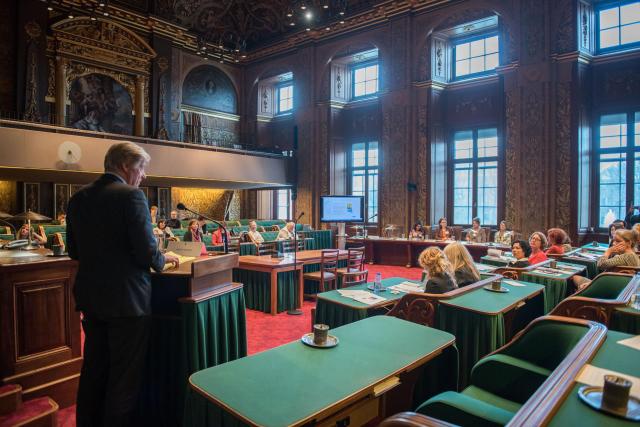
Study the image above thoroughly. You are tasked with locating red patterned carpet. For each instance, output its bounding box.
[56,264,422,426]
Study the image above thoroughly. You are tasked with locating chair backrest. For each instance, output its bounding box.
[346,246,365,271]
[320,249,340,273]
[612,265,640,275]
[342,270,369,287]
[281,239,305,253]
[578,272,633,300]
[257,242,277,256]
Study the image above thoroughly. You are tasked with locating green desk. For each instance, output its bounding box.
[562,253,600,278]
[547,330,638,427]
[315,277,417,328]
[519,262,587,313]
[186,316,457,427]
[479,255,512,267]
[475,263,500,274]
[610,305,640,334]
[580,242,608,253]
[437,279,546,386]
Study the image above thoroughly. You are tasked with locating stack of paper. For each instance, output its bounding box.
[502,279,525,287]
[388,281,424,293]
[162,251,196,270]
[337,289,387,305]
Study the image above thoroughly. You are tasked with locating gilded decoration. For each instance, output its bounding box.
[555,83,572,231]
[65,62,136,109]
[47,58,55,99]
[170,187,231,219]
[504,89,519,229]
[51,17,155,75]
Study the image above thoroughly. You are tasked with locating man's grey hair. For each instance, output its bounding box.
[104,142,150,173]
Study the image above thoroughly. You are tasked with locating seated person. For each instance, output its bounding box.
[153,219,176,240]
[150,205,158,224]
[182,219,203,242]
[494,220,513,245]
[247,220,264,244]
[197,216,208,234]
[465,217,487,243]
[433,217,453,241]
[55,212,67,226]
[443,242,481,287]
[528,231,548,265]
[165,210,182,229]
[546,228,568,255]
[562,232,573,253]
[418,246,457,294]
[409,222,425,239]
[508,240,531,268]
[608,219,626,247]
[211,226,227,245]
[574,229,640,290]
[16,223,46,245]
[277,222,295,240]
[625,205,640,227]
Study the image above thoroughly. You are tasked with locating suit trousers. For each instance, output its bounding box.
[76,315,150,427]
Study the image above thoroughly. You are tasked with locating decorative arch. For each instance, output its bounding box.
[182,65,237,114]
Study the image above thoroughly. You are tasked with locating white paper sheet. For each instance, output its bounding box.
[502,279,526,287]
[618,335,640,352]
[576,364,640,397]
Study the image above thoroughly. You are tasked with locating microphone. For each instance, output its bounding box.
[176,203,229,254]
[296,211,305,222]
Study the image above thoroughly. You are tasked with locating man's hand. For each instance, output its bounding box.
[164,254,180,268]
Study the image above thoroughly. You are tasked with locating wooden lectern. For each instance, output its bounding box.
[0,250,80,408]
[144,252,247,426]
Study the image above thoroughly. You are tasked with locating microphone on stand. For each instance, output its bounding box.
[176,203,229,254]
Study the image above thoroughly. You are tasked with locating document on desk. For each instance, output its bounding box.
[502,279,526,287]
[162,251,196,270]
[337,289,387,305]
[618,335,640,351]
[576,364,640,397]
[388,281,424,293]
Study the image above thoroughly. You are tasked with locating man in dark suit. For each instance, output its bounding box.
[67,142,179,426]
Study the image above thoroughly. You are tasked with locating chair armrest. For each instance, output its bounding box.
[379,412,457,427]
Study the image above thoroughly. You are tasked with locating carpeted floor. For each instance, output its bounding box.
[56,264,423,426]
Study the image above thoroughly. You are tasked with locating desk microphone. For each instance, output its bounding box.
[176,203,229,254]
[296,211,305,222]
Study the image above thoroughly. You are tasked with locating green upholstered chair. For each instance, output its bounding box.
[171,229,187,240]
[260,231,279,242]
[415,317,594,427]
[39,224,66,237]
[0,233,15,241]
[550,272,639,325]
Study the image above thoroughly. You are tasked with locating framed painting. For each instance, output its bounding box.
[23,182,39,213]
[54,184,70,216]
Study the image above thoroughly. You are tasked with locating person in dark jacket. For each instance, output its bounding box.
[508,240,531,268]
[67,142,178,426]
[418,246,457,294]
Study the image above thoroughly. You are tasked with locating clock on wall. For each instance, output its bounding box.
[58,141,82,165]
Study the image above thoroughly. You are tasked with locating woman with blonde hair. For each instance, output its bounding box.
[418,247,457,294]
[444,242,481,286]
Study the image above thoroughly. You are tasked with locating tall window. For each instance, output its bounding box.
[277,83,293,114]
[452,128,499,225]
[352,62,379,98]
[596,112,640,227]
[453,34,499,79]
[350,141,379,223]
[275,189,291,220]
[598,1,640,52]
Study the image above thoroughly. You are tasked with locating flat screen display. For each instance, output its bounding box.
[320,196,364,222]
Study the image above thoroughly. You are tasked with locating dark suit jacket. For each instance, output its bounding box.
[67,174,165,319]
[424,274,457,294]
[182,229,203,242]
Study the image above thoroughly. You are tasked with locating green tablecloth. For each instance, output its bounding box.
[437,280,546,387]
[610,305,640,334]
[233,269,298,313]
[479,255,511,267]
[140,286,247,426]
[580,242,608,253]
[315,277,415,328]
[185,316,457,427]
[561,255,599,278]
[304,230,333,249]
[548,331,637,427]
[519,263,586,313]
[206,243,256,255]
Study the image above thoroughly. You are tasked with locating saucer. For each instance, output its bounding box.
[46,253,68,257]
[483,284,509,293]
[301,333,339,348]
[578,386,640,420]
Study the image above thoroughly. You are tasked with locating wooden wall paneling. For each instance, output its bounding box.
[429,87,446,225]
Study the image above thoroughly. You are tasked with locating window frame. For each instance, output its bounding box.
[351,60,379,100]
[276,81,294,115]
[348,140,379,224]
[448,127,502,227]
[596,0,640,54]
[593,110,640,230]
[273,188,292,221]
[452,31,500,81]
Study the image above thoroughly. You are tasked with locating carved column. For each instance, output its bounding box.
[135,75,145,137]
[54,56,66,126]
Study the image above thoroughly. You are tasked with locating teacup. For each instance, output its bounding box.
[52,244,64,256]
[602,375,631,410]
[491,280,502,291]
[313,324,330,345]
[550,260,557,269]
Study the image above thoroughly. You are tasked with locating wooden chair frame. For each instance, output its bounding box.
[550,272,640,326]
[303,249,340,296]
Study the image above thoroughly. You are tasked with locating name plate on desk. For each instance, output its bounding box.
[167,241,203,257]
